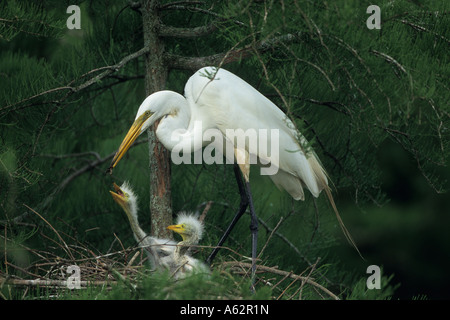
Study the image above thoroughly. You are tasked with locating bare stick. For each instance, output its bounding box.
[221,261,339,300]
[0,277,114,288]
[2,47,150,113]
[23,204,75,261]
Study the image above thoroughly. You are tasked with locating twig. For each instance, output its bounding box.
[23,204,75,261]
[159,23,219,38]
[165,31,307,71]
[271,270,293,293]
[1,47,150,113]
[277,274,300,300]
[370,50,407,74]
[398,19,450,44]
[256,214,337,288]
[199,201,213,223]
[3,139,148,227]
[221,261,339,300]
[38,151,102,161]
[159,2,245,28]
[0,277,115,288]
[4,262,41,279]
[257,217,284,261]
[158,1,205,10]
[127,251,141,267]
[294,257,320,300]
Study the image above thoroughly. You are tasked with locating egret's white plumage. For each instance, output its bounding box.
[110,182,210,279]
[109,66,361,263]
[111,67,327,200]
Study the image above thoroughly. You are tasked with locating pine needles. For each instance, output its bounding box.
[1,0,449,300]
[1,211,340,300]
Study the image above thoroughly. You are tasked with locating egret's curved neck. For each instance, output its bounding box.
[154,92,204,153]
[174,235,198,261]
[123,206,147,244]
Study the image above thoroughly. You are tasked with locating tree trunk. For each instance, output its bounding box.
[142,0,172,239]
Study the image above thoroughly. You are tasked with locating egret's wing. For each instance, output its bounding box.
[185,256,210,274]
[151,237,177,256]
[185,66,327,198]
[171,256,210,280]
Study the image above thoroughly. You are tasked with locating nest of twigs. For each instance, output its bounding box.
[1,204,341,300]
[1,238,150,298]
[1,235,339,300]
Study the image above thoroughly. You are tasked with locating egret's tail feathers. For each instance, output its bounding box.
[307,154,329,192]
[323,183,364,260]
[308,155,364,260]
[272,152,363,259]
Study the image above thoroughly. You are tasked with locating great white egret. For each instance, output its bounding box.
[108,66,361,283]
[110,182,209,279]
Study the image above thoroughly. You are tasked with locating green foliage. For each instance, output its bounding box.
[347,271,399,300]
[0,0,65,42]
[66,270,271,300]
[1,0,449,300]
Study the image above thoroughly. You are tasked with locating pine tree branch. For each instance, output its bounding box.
[397,19,450,44]
[4,139,148,226]
[158,6,247,38]
[71,46,150,92]
[49,138,149,200]
[158,22,218,38]
[165,32,305,70]
[158,1,205,10]
[1,47,150,114]
[158,2,239,23]
[2,30,301,112]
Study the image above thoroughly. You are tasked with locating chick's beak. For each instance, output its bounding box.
[109,182,125,206]
[167,224,186,236]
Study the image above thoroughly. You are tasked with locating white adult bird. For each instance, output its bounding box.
[110,182,209,279]
[108,66,361,282]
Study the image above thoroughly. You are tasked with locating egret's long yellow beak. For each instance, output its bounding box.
[108,112,152,174]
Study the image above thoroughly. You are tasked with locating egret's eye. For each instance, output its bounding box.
[144,111,151,117]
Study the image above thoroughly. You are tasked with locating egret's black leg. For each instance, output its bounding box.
[245,180,258,291]
[206,164,249,265]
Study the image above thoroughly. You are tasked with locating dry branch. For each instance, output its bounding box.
[158,1,246,29]
[398,19,450,44]
[70,47,150,93]
[1,139,149,227]
[165,32,306,71]
[159,23,219,38]
[1,46,150,114]
[23,204,75,261]
[1,227,340,300]
[220,261,339,300]
[0,277,114,288]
